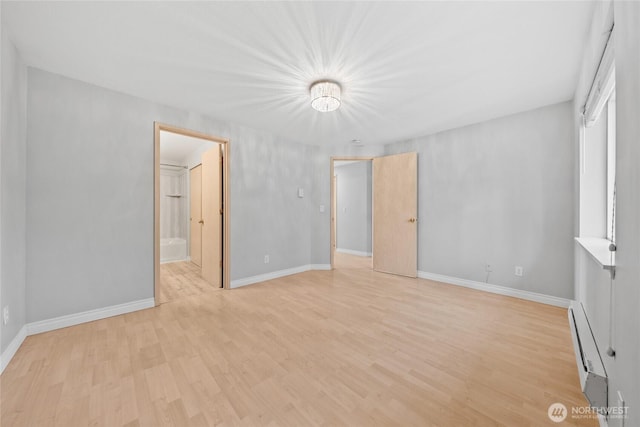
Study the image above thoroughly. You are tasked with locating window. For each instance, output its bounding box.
[606,93,616,242]
[579,32,615,244]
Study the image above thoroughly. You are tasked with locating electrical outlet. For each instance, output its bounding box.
[319,205,325,213]
[515,266,523,277]
[3,306,8,325]
[485,264,492,272]
[264,255,269,264]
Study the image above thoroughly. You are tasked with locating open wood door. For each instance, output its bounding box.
[373,152,418,277]
[189,165,202,267]
[201,146,222,287]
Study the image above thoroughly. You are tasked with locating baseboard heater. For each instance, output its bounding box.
[568,301,608,410]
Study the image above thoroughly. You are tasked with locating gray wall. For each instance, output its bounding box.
[309,144,386,266]
[385,101,575,299]
[572,0,614,395]
[335,161,372,254]
[574,1,640,425]
[611,3,640,422]
[26,68,313,322]
[0,27,28,353]
[233,136,312,277]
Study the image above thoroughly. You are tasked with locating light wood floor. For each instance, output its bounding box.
[1,254,594,426]
[159,261,219,305]
[334,252,372,270]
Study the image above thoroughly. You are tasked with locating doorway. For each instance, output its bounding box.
[330,153,418,277]
[154,123,230,306]
[332,158,373,271]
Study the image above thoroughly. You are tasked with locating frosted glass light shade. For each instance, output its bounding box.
[310,81,341,112]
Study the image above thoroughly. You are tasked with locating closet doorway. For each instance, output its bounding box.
[154,123,230,306]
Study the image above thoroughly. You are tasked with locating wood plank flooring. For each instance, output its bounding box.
[1,254,595,426]
[334,252,372,270]
[159,261,218,305]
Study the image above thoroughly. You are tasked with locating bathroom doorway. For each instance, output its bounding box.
[154,123,230,305]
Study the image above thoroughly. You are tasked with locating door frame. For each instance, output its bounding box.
[330,156,374,269]
[154,122,231,306]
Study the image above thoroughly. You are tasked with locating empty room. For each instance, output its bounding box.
[1,1,639,426]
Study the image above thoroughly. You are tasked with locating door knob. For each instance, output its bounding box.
[408,218,417,223]
[199,220,204,224]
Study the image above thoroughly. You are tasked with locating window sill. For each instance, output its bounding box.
[575,237,615,270]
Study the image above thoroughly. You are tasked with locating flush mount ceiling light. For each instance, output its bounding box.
[310,80,341,112]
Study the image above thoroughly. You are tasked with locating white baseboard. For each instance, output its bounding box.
[336,248,372,257]
[417,271,571,308]
[26,298,155,335]
[0,298,154,374]
[231,264,332,288]
[0,325,27,375]
[1,263,332,371]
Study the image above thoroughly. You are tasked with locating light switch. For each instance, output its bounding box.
[298,188,304,198]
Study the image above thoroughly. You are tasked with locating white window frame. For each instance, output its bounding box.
[606,93,616,242]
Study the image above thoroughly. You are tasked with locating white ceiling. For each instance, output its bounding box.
[160,130,214,164]
[3,1,594,147]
